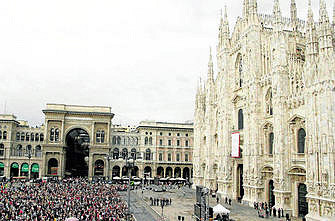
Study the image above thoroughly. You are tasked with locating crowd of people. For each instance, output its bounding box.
[254,202,290,220]
[0,178,132,220]
[149,197,171,207]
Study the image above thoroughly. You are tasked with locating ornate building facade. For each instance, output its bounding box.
[193,0,335,220]
[0,104,193,181]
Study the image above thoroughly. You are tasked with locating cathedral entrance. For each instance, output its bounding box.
[269,180,275,207]
[65,128,90,177]
[237,164,244,201]
[298,183,308,218]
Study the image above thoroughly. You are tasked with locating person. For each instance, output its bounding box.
[228,198,232,205]
[273,207,277,217]
[216,196,219,203]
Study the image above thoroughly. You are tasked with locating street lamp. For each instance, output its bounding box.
[104,151,112,179]
[25,146,32,180]
[125,151,141,221]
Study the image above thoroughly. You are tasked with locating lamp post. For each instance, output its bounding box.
[104,152,112,179]
[25,147,32,180]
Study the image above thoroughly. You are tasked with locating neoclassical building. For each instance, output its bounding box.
[0,104,193,181]
[193,0,335,220]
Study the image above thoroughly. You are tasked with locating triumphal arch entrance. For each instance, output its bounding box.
[42,104,114,178]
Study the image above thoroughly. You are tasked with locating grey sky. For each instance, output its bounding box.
[0,0,331,126]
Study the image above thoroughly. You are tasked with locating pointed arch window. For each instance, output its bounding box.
[2,131,6,140]
[297,128,306,153]
[145,137,148,145]
[112,136,116,145]
[238,109,244,130]
[239,56,243,87]
[0,131,2,139]
[149,137,152,145]
[0,143,4,156]
[269,132,274,155]
[117,136,121,145]
[266,88,273,115]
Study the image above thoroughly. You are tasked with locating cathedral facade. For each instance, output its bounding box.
[193,0,335,220]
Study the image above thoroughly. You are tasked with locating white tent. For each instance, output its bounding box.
[213,204,230,215]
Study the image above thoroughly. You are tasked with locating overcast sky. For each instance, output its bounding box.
[0,0,331,126]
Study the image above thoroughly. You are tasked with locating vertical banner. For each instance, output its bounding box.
[231,132,240,158]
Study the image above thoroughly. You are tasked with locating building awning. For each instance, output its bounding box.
[11,163,19,169]
[31,164,39,173]
[0,162,4,168]
[21,163,29,172]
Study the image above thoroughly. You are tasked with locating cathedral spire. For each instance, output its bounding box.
[273,0,282,31]
[306,0,318,60]
[243,0,249,18]
[318,0,333,55]
[333,0,335,25]
[291,0,297,30]
[208,47,214,82]
[319,0,330,24]
[249,0,257,16]
[223,6,229,38]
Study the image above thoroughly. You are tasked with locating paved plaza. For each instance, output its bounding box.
[134,185,302,221]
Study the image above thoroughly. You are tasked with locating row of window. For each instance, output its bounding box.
[16,132,44,142]
[146,131,189,137]
[111,148,139,160]
[158,152,189,162]
[112,136,139,146]
[0,131,7,140]
[159,139,189,147]
[267,128,306,154]
[10,144,42,157]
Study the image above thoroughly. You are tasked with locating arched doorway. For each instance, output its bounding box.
[269,180,275,208]
[112,166,120,177]
[65,128,90,177]
[131,166,139,177]
[21,163,29,177]
[0,162,4,176]
[237,164,244,200]
[31,163,39,179]
[48,158,58,175]
[183,167,190,180]
[122,166,128,177]
[144,166,152,177]
[174,167,181,178]
[94,160,104,176]
[10,162,19,177]
[166,167,173,178]
[298,183,308,218]
[157,167,164,178]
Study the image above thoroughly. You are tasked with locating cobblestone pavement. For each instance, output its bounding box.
[136,186,301,221]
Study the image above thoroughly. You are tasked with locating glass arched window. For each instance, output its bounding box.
[113,148,119,159]
[298,128,306,153]
[149,137,152,145]
[0,131,2,139]
[35,133,39,142]
[176,153,180,162]
[55,129,59,142]
[101,131,105,143]
[0,143,4,156]
[145,137,148,145]
[50,128,54,141]
[31,133,34,141]
[145,148,151,160]
[21,132,25,141]
[26,133,30,141]
[2,131,6,140]
[185,140,189,147]
[117,136,121,145]
[35,145,42,157]
[266,88,273,115]
[185,153,189,162]
[238,109,244,130]
[40,133,44,142]
[112,136,116,145]
[269,132,274,155]
[16,132,20,141]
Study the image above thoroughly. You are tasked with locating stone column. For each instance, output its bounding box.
[88,153,93,180]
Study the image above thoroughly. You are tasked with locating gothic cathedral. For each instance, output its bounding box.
[193,0,335,220]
